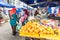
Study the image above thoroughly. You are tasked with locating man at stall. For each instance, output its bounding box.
[34,9,41,21]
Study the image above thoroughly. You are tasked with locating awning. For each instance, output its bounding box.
[32,2,59,8]
[21,0,60,4]
[0,1,15,8]
[21,0,46,4]
[16,1,34,10]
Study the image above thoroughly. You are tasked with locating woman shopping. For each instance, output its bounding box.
[9,8,18,36]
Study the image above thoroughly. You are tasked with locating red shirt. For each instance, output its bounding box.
[9,8,16,16]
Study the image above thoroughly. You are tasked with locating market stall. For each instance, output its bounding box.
[18,6,60,40]
[2,1,59,40]
[19,19,60,40]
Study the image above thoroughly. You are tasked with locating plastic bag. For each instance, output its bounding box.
[16,22,22,31]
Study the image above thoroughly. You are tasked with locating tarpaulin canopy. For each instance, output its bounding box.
[21,0,60,4]
[28,6,33,10]
[32,3,47,8]
[16,1,27,9]
[0,1,15,8]
[37,0,46,3]
[16,1,34,10]
[47,2,59,7]
[32,2,59,8]
[21,0,46,4]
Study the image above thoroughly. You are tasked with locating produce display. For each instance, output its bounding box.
[19,20,60,40]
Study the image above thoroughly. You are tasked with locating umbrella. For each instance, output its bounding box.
[0,1,15,8]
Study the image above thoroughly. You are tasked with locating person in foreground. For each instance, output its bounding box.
[9,8,19,36]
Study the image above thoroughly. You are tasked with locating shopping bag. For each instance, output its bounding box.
[16,22,22,31]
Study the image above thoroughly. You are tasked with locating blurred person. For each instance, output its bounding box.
[9,8,18,36]
[34,10,39,16]
[36,8,48,19]
[34,10,41,21]
[23,9,29,16]
[31,9,36,16]
[40,9,48,19]
[23,9,29,25]
[28,10,35,21]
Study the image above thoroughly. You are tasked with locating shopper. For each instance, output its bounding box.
[9,8,18,36]
[23,9,29,25]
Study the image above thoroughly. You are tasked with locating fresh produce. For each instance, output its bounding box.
[19,19,60,40]
[20,21,40,34]
[19,20,60,37]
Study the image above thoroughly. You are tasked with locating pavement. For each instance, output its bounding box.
[0,22,25,40]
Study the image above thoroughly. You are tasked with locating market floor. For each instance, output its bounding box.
[0,22,25,40]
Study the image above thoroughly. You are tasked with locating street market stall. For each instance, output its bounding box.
[18,6,60,40]
[19,19,60,40]
[1,1,59,40]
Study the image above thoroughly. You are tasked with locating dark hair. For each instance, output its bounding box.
[23,9,29,16]
[34,10,39,16]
